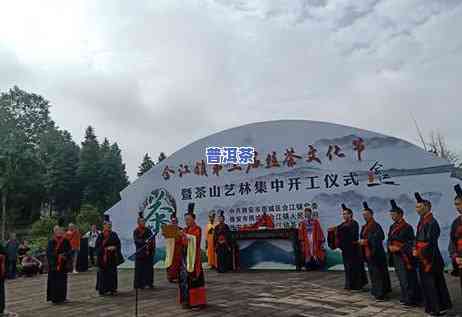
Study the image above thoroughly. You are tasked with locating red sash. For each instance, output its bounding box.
[455,224,462,253]
[54,236,65,272]
[390,219,407,237]
[415,242,432,272]
[361,220,375,260]
[415,213,433,272]
[102,230,113,268]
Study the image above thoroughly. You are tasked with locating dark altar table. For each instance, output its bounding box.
[231,228,302,271]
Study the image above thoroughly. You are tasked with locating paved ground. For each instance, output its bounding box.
[4,269,462,317]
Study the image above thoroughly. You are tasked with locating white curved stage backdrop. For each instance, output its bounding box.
[106,120,459,269]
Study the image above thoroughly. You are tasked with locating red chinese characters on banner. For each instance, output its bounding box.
[265,151,280,168]
[306,145,322,164]
[326,145,346,161]
[162,166,175,180]
[246,151,261,173]
[178,164,191,177]
[194,160,208,177]
[352,137,366,161]
[283,147,302,167]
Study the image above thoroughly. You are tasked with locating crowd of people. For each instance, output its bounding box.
[2,184,462,316]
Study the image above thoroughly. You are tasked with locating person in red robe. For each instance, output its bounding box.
[166,214,183,283]
[178,203,206,310]
[298,208,325,270]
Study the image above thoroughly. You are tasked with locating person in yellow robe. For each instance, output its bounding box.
[205,211,217,269]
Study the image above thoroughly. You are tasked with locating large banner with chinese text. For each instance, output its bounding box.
[107,120,458,269]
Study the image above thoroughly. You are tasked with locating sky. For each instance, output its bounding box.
[1,0,461,181]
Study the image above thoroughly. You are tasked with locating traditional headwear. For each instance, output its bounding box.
[103,214,111,225]
[415,192,432,209]
[208,210,216,218]
[219,210,225,218]
[455,184,462,200]
[341,203,352,213]
[138,211,144,220]
[362,201,373,214]
[389,199,403,215]
[185,202,196,219]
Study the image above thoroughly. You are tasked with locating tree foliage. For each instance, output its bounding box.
[138,153,155,177]
[0,86,131,236]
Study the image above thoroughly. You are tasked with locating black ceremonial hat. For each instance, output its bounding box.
[389,200,403,214]
[219,210,225,217]
[103,214,111,224]
[138,211,144,219]
[341,204,352,213]
[362,201,371,210]
[414,192,424,203]
[455,184,462,199]
[185,203,196,219]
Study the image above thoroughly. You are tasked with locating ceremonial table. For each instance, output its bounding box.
[231,228,302,271]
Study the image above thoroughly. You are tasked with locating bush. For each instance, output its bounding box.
[30,216,58,253]
[75,204,102,234]
[31,216,58,240]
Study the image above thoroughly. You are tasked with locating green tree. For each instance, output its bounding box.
[78,126,101,206]
[0,91,44,238]
[99,142,129,211]
[138,153,155,177]
[40,129,81,217]
[75,204,102,233]
[1,86,54,147]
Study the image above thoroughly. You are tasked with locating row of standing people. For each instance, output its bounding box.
[45,217,125,304]
[45,204,207,311]
[328,186,462,317]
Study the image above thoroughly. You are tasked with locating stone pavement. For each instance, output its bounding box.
[4,269,462,316]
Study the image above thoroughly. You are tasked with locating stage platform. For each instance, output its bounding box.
[5,268,462,316]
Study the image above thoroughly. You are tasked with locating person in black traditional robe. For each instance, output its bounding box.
[413,192,452,316]
[0,241,6,315]
[47,225,72,304]
[387,200,421,307]
[359,202,391,301]
[214,211,234,273]
[133,212,155,289]
[96,215,124,296]
[328,204,368,291]
[448,184,462,293]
